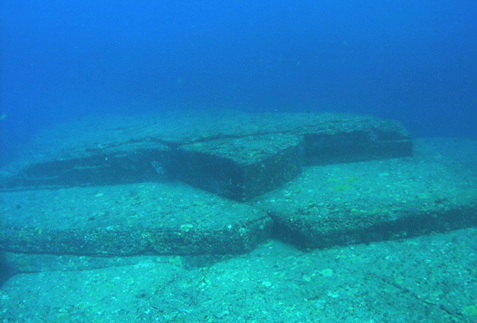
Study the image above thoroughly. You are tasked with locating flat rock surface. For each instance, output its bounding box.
[1,137,476,321]
[1,228,476,322]
[0,111,411,200]
[250,138,477,248]
[0,138,475,261]
[0,182,271,256]
[175,133,304,201]
[0,110,377,164]
[14,110,381,157]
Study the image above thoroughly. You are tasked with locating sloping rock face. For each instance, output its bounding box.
[0,110,412,201]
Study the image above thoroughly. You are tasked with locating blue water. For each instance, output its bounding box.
[1,0,476,166]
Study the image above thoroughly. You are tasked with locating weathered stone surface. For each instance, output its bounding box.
[249,138,477,249]
[0,139,475,277]
[174,134,304,201]
[1,229,476,322]
[0,143,171,189]
[0,182,272,256]
[0,111,412,201]
[1,251,223,274]
[301,117,413,164]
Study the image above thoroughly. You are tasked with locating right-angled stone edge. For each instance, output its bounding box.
[302,117,413,165]
[173,134,305,202]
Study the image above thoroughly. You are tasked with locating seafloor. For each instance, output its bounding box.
[0,111,476,322]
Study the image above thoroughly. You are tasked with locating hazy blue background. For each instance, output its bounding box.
[1,0,476,166]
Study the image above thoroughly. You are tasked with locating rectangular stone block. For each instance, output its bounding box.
[174,134,304,201]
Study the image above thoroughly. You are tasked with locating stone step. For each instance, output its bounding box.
[174,133,304,201]
[250,138,477,249]
[0,111,412,201]
[1,230,476,322]
[0,182,272,256]
[0,139,476,275]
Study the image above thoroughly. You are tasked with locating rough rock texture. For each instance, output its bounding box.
[2,229,477,322]
[0,110,412,201]
[0,182,272,256]
[250,138,477,248]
